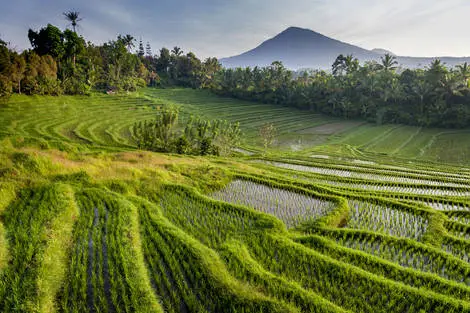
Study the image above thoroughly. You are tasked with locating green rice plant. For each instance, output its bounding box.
[423,201,470,211]
[261,160,469,187]
[318,228,470,285]
[295,234,470,301]
[135,196,298,313]
[36,184,79,313]
[445,219,470,241]
[324,181,469,197]
[442,236,470,263]
[210,179,336,229]
[147,183,287,247]
[220,240,351,313]
[244,233,470,313]
[347,200,429,240]
[0,184,77,312]
[59,188,161,313]
[446,211,470,225]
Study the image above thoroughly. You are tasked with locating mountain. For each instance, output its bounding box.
[371,48,396,56]
[220,27,470,70]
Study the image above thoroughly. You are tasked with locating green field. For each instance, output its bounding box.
[2,88,470,164]
[1,88,470,312]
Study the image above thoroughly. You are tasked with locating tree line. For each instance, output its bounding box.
[210,56,470,128]
[0,11,220,98]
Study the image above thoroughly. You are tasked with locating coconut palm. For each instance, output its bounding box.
[456,62,470,87]
[120,34,135,52]
[344,55,359,74]
[171,46,183,56]
[63,10,82,33]
[426,59,447,85]
[332,54,358,76]
[411,79,432,115]
[379,54,398,72]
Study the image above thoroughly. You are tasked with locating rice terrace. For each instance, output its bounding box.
[2,3,470,313]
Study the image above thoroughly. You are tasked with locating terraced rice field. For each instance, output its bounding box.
[1,89,470,312]
[3,88,470,164]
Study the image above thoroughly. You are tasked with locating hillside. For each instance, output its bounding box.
[220,26,470,70]
[1,89,470,312]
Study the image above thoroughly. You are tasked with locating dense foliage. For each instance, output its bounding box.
[0,16,219,97]
[211,57,470,128]
[133,106,241,156]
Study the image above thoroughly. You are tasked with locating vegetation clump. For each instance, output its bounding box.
[133,105,241,156]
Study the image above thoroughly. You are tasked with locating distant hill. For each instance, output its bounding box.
[371,48,396,56]
[220,27,470,70]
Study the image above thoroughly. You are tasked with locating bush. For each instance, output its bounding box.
[62,76,91,95]
[133,106,240,156]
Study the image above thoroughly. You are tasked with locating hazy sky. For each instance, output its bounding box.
[1,0,469,59]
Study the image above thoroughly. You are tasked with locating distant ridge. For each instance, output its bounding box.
[220,27,470,70]
[371,48,396,56]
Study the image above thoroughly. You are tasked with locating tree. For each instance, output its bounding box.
[101,36,142,90]
[332,54,358,76]
[157,48,171,73]
[119,34,135,52]
[10,54,26,93]
[21,51,60,95]
[411,79,432,117]
[379,54,398,72]
[63,29,85,67]
[28,24,64,58]
[171,46,183,56]
[134,106,179,152]
[199,57,221,88]
[0,39,12,102]
[344,55,359,74]
[259,123,277,150]
[63,10,82,33]
[138,38,144,57]
[0,38,10,74]
[145,42,152,57]
[456,62,470,87]
[426,59,447,86]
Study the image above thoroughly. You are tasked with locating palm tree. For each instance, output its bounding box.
[344,55,359,74]
[332,54,358,76]
[426,59,447,85]
[171,46,183,56]
[439,73,464,101]
[456,62,470,87]
[120,34,135,52]
[379,54,398,72]
[411,79,432,115]
[63,10,82,33]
